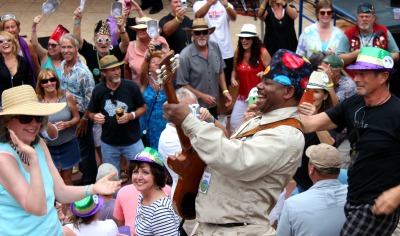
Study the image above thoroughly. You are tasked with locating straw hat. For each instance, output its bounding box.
[236,24,258,37]
[99,55,124,70]
[184,18,215,34]
[70,195,104,218]
[129,17,152,30]
[0,85,66,116]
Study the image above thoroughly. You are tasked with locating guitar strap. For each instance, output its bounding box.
[232,118,303,139]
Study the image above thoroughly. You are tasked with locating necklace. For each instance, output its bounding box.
[9,141,30,166]
[360,31,374,47]
[370,92,391,107]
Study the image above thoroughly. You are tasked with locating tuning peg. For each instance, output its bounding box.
[156,69,162,75]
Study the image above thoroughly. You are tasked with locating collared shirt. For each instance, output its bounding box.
[335,75,357,103]
[176,41,225,108]
[276,179,348,236]
[181,107,304,228]
[60,58,95,113]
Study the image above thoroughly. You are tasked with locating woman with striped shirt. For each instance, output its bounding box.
[131,147,179,235]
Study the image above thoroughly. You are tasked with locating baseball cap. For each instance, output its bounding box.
[96,163,119,182]
[306,143,341,169]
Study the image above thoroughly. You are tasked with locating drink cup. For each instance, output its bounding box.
[118,226,131,235]
[116,107,124,120]
[394,8,400,20]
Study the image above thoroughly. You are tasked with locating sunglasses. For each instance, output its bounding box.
[193,30,209,36]
[319,10,333,16]
[240,37,252,40]
[11,115,44,124]
[47,43,59,48]
[1,14,16,21]
[96,38,111,44]
[40,77,57,84]
[0,38,12,44]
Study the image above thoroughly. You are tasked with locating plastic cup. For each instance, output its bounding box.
[394,8,400,20]
[118,226,131,235]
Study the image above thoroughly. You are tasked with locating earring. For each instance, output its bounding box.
[109,45,113,50]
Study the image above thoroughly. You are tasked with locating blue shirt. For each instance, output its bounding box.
[277,179,347,236]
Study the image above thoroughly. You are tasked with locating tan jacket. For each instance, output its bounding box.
[181,107,304,226]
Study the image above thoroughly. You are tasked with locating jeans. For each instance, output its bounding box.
[101,139,144,173]
[78,115,97,185]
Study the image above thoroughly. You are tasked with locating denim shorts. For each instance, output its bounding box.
[48,138,81,170]
[101,139,144,173]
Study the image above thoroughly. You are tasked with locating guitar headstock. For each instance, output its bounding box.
[155,50,180,86]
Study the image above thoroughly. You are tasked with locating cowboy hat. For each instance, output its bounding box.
[0,85,66,116]
[184,18,215,35]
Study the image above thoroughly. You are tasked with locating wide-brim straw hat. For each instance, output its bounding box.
[0,85,66,116]
[99,55,124,70]
[129,17,152,30]
[184,18,215,35]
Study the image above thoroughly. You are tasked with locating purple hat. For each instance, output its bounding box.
[263,49,313,98]
[347,47,396,73]
[131,147,166,171]
[70,195,104,218]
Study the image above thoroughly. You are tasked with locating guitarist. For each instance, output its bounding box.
[163,49,313,235]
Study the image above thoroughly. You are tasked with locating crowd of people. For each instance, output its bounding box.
[0,0,400,235]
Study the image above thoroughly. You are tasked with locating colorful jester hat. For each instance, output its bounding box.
[70,195,104,218]
[347,47,396,74]
[263,49,313,98]
[132,147,166,171]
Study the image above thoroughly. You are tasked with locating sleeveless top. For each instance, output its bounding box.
[42,57,62,79]
[0,142,63,236]
[46,94,76,146]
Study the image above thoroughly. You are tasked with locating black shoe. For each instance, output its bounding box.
[141,4,151,10]
[149,7,163,14]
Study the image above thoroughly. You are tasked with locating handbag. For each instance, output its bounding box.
[141,90,160,147]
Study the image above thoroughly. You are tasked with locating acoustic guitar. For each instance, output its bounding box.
[157,50,207,220]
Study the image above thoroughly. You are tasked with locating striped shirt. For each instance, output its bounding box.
[134,195,179,236]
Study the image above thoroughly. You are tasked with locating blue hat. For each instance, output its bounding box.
[263,49,313,98]
[357,2,375,14]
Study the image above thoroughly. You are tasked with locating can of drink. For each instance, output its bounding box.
[116,107,124,120]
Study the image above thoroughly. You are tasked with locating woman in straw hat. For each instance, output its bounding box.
[0,85,120,235]
[131,147,179,235]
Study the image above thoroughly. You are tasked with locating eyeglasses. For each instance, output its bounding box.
[110,91,117,105]
[0,38,12,44]
[96,38,111,44]
[40,77,57,84]
[11,115,44,124]
[240,37,253,40]
[193,30,209,36]
[319,10,333,16]
[353,106,366,129]
[1,14,16,21]
[47,43,59,48]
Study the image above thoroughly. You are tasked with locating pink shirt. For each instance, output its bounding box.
[113,184,172,234]
[124,36,169,86]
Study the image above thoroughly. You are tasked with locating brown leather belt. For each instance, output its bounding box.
[209,223,249,227]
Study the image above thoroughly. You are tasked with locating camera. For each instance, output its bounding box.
[155,43,162,51]
[188,104,200,118]
[181,0,187,9]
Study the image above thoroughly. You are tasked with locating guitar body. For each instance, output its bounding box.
[158,51,207,220]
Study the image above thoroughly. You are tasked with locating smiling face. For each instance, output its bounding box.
[353,70,388,96]
[102,66,121,84]
[47,38,61,57]
[136,28,150,41]
[7,116,42,145]
[94,34,111,56]
[240,37,254,51]
[192,30,209,48]
[39,70,58,94]
[255,78,291,113]
[132,162,156,194]
[2,19,20,38]
[310,88,328,111]
[318,7,333,24]
[60,38,78,63]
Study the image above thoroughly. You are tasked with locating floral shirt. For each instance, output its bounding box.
[335,75,357,102]
[60,58,95,113]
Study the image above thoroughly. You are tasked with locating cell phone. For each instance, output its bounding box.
[181,0,187,9]
[125,0,132,10]
[188,104,200,119]
[146,19,159,39]
[299,89,314,106]
[111,2,123,18]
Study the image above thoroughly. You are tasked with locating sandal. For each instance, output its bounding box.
[120,170,129,184]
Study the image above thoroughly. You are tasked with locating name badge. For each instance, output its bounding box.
[199,167,212,194]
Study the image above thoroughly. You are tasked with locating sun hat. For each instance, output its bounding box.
[70,195,104,218]
[94,20,111,36]
[184,18,216,35]
[131,147,166,171]
[306,143,341,169]
[50,25,69,43]
[99,55,124,70]
[307,71,331,90]
[130,17,152,30]
[236,24,258,37]
[96,163,119,182]
[357,2,375,14]
[263,49,313,98]
[0,85,66,116]
[322,54,347,76]
[347,47,396,73]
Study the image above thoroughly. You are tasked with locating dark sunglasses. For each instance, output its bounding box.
[11,115,44,124]
[96,38,111,44]
[47,43,59,48]
[240,37,252,40]
[0,38,12,44]
[319,10,333,16]
[40,77,57,84]
[193,30,209,36]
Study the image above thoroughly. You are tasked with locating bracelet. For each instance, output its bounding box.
[32,27,37,33]
[222,89,229,94]
[118,28,126,34]
[327,83,334,88]
[225,4,230,9]
[131,111,136,120]
[85,184,93,197]
[175,16,182,23]
[208,116,215,123]
[74,21,81,25]
[82,117,88,121]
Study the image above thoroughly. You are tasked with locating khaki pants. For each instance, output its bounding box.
[194,223,276,236]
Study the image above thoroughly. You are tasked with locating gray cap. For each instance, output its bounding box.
[305,143,341,169]
[96,163,119,182]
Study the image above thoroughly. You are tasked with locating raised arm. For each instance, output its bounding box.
[72,7,84,49]
[195,0,215,18]
[220,0,237,21]
[31,15,48,64]
[162,7,186,37]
